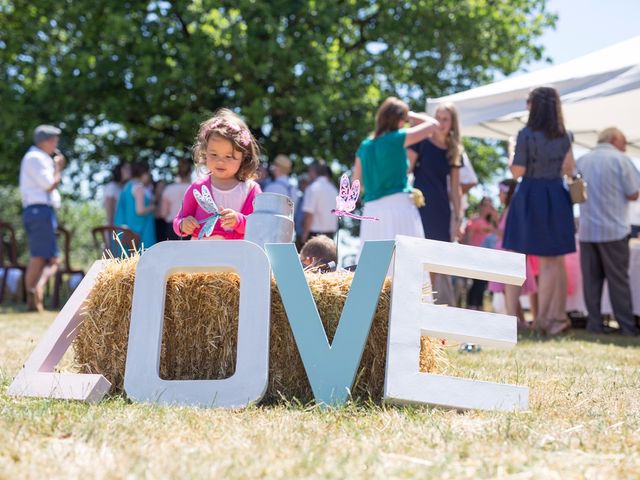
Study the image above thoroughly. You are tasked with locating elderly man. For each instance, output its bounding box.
[19,125,65,312]
[577,127,640,336]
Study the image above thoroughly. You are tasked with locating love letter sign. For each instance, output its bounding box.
[9,236,528,411]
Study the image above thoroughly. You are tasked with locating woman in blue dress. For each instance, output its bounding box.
[114,162,156,251]
[408,103,463,242]
[407,103,463,305]
[503,86,575,336]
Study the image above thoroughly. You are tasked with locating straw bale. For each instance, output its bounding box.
[75,256,443,404]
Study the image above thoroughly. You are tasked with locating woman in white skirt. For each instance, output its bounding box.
[353,97,439,247]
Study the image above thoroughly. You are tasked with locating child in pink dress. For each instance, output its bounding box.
[463,197,498,310]
[174,109,262,240]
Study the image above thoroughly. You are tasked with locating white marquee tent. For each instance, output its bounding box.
[427,36,640,157]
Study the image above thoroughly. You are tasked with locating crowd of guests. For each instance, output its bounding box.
[350,88,640,337]
[103,156,339,248]
[104,159,194,246]
[18,92,640,337]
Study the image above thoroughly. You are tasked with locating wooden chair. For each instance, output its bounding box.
[0,222,27,304]
[91,225,141,258]
[52,226,85,309]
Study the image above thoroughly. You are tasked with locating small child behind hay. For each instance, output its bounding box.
[173,108,261,240]
[300,235,337,272]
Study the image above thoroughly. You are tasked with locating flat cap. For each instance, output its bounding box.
[33,124,61,144]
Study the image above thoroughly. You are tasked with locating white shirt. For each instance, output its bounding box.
[629,199,640,226]
[302,176,339,233]
[161,182,190,222]
[459,153,478,185]
[210,181,252,212]
[448,152,477,214]
[19,146,61,208]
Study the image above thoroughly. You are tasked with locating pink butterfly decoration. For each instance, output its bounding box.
[332,174,379,221]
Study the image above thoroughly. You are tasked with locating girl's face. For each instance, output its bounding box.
[435,108,452,136]
[479,198,493,215]
[499,191,507,205]
[206,136,243,180]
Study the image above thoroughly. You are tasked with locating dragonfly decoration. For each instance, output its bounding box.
[332,174,379,221]
[193,185,221,239]
[328,174,379,271]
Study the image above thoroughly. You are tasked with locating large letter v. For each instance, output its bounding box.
[265,240,394,405]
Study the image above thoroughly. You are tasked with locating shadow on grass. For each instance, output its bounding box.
[518,328,639,348]
[0,303,29,314]
[0,302,61,316]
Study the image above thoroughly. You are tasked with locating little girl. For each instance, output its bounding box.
[462,197,498,310]
[173,109,261,239]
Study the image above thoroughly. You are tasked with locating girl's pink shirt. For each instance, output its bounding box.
[465,215,493,247]
[173,177,261,239]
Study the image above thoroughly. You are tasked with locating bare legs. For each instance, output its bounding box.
[25,256,59,311]
[536,255,570,335]
[504,284,528,329]
[528,291,539,322]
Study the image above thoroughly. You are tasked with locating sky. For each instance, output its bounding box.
[525,0,640,71]
[463,0,640,197]
[525,0,640,165]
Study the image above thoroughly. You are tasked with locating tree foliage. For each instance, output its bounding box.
[0,0,555,191]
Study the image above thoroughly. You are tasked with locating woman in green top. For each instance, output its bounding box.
[114,162,157,250]
[353,97,439,247]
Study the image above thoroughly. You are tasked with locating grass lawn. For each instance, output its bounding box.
[1,305,639,479]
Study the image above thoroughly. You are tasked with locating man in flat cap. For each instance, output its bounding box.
[19,125,66,311]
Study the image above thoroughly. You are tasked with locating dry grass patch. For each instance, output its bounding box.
[1,306,639,478]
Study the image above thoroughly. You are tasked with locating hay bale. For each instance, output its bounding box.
[75,256,443,403]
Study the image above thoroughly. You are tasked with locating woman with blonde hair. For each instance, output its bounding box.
[352,97,439,245]
[407,103,464,304]
[407,102,463,244]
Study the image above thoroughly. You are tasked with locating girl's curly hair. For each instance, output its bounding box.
[192,108,260,181]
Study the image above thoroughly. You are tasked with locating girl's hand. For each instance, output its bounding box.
[180,216,199,235]
[218,208,239,229]
[407,111,439,128]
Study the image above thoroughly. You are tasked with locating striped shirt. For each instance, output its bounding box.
[577,144,640,242]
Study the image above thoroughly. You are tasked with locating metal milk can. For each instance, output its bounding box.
[244,192,294,249]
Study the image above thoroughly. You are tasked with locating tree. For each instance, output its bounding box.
[0,0,555,191]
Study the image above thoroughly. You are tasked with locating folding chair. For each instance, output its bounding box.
[0,222,27,304]
[51,227,85,309]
